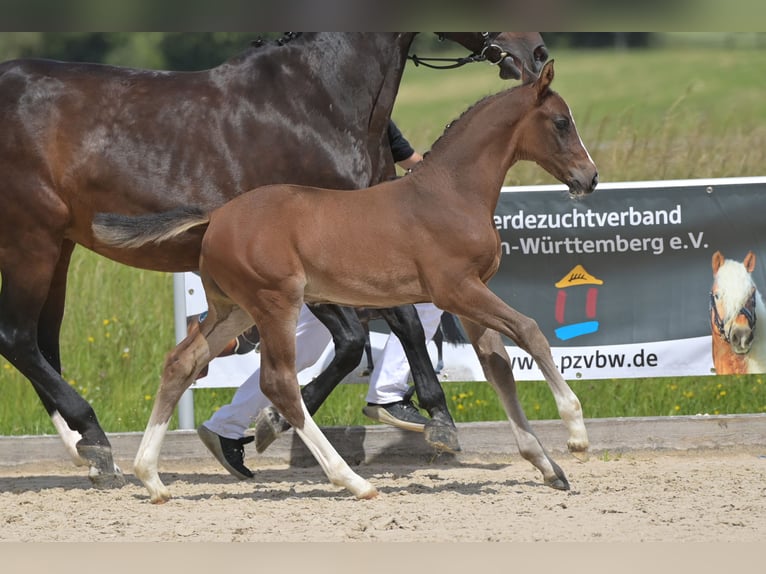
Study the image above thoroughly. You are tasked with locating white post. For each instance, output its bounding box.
[174,272,195,429]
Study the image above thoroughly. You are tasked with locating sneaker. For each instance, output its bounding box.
[362,388,429,432]
[197,424,255,480]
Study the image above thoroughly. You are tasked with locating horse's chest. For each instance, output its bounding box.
[712,337,749,374]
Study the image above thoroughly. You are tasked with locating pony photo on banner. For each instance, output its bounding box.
[710,250,766,374]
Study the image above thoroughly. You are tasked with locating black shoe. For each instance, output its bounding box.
[197,424,255,480]
[233,326,260,355]
[362,387,429,432]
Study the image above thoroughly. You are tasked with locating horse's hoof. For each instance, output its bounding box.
[424,420,461,454]
[89,469,127,489]
[544,462,571,491]
[545,476,571,491]
[357,487,379,500]
[569,449,590,462]
[251,406,291,453]
[78,443,127,488]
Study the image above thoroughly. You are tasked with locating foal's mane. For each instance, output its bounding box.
[421,80,545,164]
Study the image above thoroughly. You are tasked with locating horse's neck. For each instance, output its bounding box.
[231,33,411,86]
[422,91,528,210]
[712,334,748,374]
[225,33,415,187]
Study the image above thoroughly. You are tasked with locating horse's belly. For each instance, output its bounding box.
[303,273,426,308]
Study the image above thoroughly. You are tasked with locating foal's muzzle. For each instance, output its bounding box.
[568,170,599,198]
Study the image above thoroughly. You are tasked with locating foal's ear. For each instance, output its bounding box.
[536,59,555,100]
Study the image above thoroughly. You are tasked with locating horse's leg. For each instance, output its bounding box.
[445,286,588,455]
[436,279,572,489]
[468,330,588,456]
[252,304,366,452]
[254,301,376,499]
[376,305,460,453]
[360,313,375,376]
[459,318,569,490]
[38,241,120,472]
[134,303,252,503]
[433,323,444,374]
[0,243,124,487]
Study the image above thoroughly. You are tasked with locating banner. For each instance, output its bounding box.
[178,177,766,388]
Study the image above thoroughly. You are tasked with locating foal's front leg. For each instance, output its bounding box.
[459,318,569,490]
[473,330,588,456]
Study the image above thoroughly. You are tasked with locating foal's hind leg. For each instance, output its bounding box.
[252,304,366,453]
[254,302,376,499]
[0,243,124,488]
[134,304,252,503]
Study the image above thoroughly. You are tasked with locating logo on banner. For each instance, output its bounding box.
[554,264,603,341]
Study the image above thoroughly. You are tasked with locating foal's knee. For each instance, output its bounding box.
[514,315,548,349]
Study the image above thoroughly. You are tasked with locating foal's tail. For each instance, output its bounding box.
[92,207,210,249]
[439,312,469,346]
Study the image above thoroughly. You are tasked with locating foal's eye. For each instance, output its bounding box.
[554,117,570,131]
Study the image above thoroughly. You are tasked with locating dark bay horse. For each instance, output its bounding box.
[0,33,557,487]
[356,309,468,376]
[93,60,598,503]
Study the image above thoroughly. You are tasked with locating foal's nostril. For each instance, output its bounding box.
[591,172,599,191]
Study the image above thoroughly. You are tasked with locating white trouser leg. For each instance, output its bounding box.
[203,305,332,438]
[365,303,443,405]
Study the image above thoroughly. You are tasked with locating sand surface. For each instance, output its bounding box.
[1,448,765,542]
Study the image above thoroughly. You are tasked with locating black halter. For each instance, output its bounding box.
[710,289,757,342]
[408,33,510,70]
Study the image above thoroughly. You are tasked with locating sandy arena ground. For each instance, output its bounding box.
[1,447,764,542]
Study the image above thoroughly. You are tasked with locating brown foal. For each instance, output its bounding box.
[94,60,597,503]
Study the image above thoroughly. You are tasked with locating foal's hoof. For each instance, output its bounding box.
[251,406,291,453]
[567,436,590,461]
[545,476,571,491]
[78,444,127,489]
[424,420,461,454]
[544,460,571,491]
[569,448,590,463]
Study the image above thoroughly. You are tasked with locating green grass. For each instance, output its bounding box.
[2,45,766,435]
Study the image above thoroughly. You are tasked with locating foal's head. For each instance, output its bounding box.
[711,250,760,355]
[516,60,598,197]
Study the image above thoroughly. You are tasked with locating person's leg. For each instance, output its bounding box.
[199,305,332,478]
[363,303,443,430]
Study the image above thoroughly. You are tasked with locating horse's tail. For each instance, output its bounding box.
[92,206,210,249]
[439,312,469,345]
